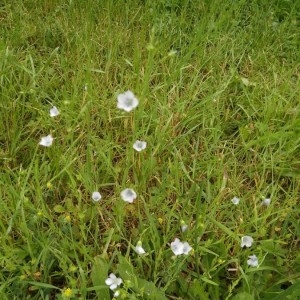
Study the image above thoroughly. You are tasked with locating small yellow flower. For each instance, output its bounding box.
[157,217,164,225]
[65,215,71,223]
[19,274,27,280]
[62,288,72,298]
[46,182,53,189]
[37,211,43,217]
[69,265,77,273]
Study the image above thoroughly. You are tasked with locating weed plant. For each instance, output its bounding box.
[0,0,299,299]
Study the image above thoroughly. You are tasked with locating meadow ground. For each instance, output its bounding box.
[0,0,299,299]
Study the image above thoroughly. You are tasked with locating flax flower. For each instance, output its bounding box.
[135,241,146,255]
[92,191,102,202]
[117,90,139,112]
[231,196,240,205]
[105,273,122,290]
[247,254,259,267]
[50,106,60,117]
[133,140,147,152]
[39,135,53,147]
[262,198,271,206]
[241,236,254,248]
[171,238,192,256]
[120,188,137,203]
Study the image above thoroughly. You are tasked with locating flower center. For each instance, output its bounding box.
[124,97,133,107]
[126,190,134,197]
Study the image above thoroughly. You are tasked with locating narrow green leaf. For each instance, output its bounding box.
[27,281,60,290]
[200,276,219,286]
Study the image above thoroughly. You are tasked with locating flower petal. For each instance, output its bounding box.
[50,106,60,117]
[171,238,184,255]
[136,245,146,254]
[110,283,117,290]
[182,242,192,255]
[105,278,113,285]
[262,198,271,206]
[241,236,253,248]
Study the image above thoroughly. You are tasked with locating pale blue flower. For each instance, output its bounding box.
[247,254,259,267]
[231,197,240,205]
[120,188,137,203]
[135,241,146,255]
[171,238,192,256]
[117,90,139,112]
[50,106,60,117]
[182,242,192,255]
[262,198,271,206]
[105,273,122,290]
[171,238,183,256]
[39,135,53,147]
[241,236,253,248]
[133,140,147,152]
[92,191,102,202]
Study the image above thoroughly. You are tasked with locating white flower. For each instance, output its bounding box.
[171,238,192,256]
[133,140,147,152]
[39,135,54,147]
[182,242,192,255]
[135,241,146,255]
[180,220,188,232]
[181,224,188,232]
[262,198,271,206]
[92,191,102,202]
[117,90,139,112]
[247,254,259,267]
[168,49,177,57]
[114,290,120,297]
[120,188,137,203]
[171,238,184,256]
[241,236,254,248]
[231,197,240,205]
[49,106,60,117]
[105,273,122,290]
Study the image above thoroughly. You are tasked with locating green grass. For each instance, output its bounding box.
[0,0,300,299]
